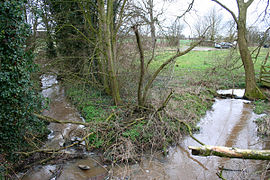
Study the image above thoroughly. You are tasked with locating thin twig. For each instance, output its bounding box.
[174,117,205,146]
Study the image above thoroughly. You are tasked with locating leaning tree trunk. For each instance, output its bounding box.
[237,2,266,100]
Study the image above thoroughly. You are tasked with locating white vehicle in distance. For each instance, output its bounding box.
[215,42,233,49]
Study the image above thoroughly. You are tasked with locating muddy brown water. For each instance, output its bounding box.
[21,74,269,180]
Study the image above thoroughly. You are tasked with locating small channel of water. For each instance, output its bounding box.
[22,74,269,180]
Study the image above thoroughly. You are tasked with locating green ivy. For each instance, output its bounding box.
[0,0,47,161]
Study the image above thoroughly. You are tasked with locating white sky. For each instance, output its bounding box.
[155,0,269,37]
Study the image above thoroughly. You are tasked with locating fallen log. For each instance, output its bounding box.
[188,145,270,160]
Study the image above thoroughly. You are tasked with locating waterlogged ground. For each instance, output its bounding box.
[111,92,269,179]
[21,73,269,180]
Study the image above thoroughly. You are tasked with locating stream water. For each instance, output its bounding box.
[21,74,269,180]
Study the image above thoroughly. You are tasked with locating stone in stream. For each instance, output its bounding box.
[78,164,91,170]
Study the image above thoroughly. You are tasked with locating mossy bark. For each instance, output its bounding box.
[237,1,266,100]
[189,145,270,160]
[244,86,266,100]
[97,0,122,105]
[212,0,266,100]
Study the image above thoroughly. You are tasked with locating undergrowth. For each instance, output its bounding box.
[64,82,212,162]
[60,47,268,162]
[254,89,270,137]
[255,115,270,137]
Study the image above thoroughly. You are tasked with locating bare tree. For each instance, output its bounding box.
[165,20,185,46]
[224,19,237,42]
[133,26,208,107]
[77,0,127,105]
[194,7,222,41]
[205,7,223,41]
[131,0,162,47]
[212,0,266,99]
[193,16,208,38]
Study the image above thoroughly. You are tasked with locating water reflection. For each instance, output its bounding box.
[113,98,267,180]
[165,98,266,180]
[22,82,268,180]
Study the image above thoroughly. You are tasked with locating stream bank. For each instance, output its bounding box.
[21,71,269,180]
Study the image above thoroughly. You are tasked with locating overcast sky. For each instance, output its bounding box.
[155,0,269,36]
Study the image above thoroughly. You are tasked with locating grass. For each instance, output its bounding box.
[253,91,270,137]
[150,47,268,89]
[62,44,269,162]
[65,83,115,123]
[253,100,270,114]
[153,47,268,73]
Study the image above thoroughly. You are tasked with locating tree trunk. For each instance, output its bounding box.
[237,1,265,100]
[43,12,56,58]
[211,0,266,100]
[189,145,270,160]
[106,0,121,105]
[98,0,122,105]
[133,26,145,107]
[148,0,156,48]
[97,2,110,95]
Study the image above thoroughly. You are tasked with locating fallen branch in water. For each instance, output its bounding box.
[173,117,205,146]
[34,113,91,126]
[189,145,270,160]
[17,132,94,156]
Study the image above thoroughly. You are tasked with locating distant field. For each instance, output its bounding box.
[152,47,268,71]
[149,47,269,89]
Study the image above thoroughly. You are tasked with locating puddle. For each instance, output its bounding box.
[22,82,269,179]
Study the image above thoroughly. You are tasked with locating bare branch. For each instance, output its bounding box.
[33,113,91,126]
[116,0,128,34]
[176,0,195,20]
[251,26,270,59]
[211,0,238,25]
[132,25,145,106]
[246,0,255,7]
[141,31,208,104]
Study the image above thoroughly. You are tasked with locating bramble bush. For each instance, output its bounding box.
[0,0,48,162]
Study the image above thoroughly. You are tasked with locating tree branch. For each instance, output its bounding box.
[176,0,195,20]
[141,31,208,105]
[211,0,239,26]
[132,25,145,106]
[17,132,94,156]
[33,113,91,126]
[245,0,254,7]
[251,26,270,59]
